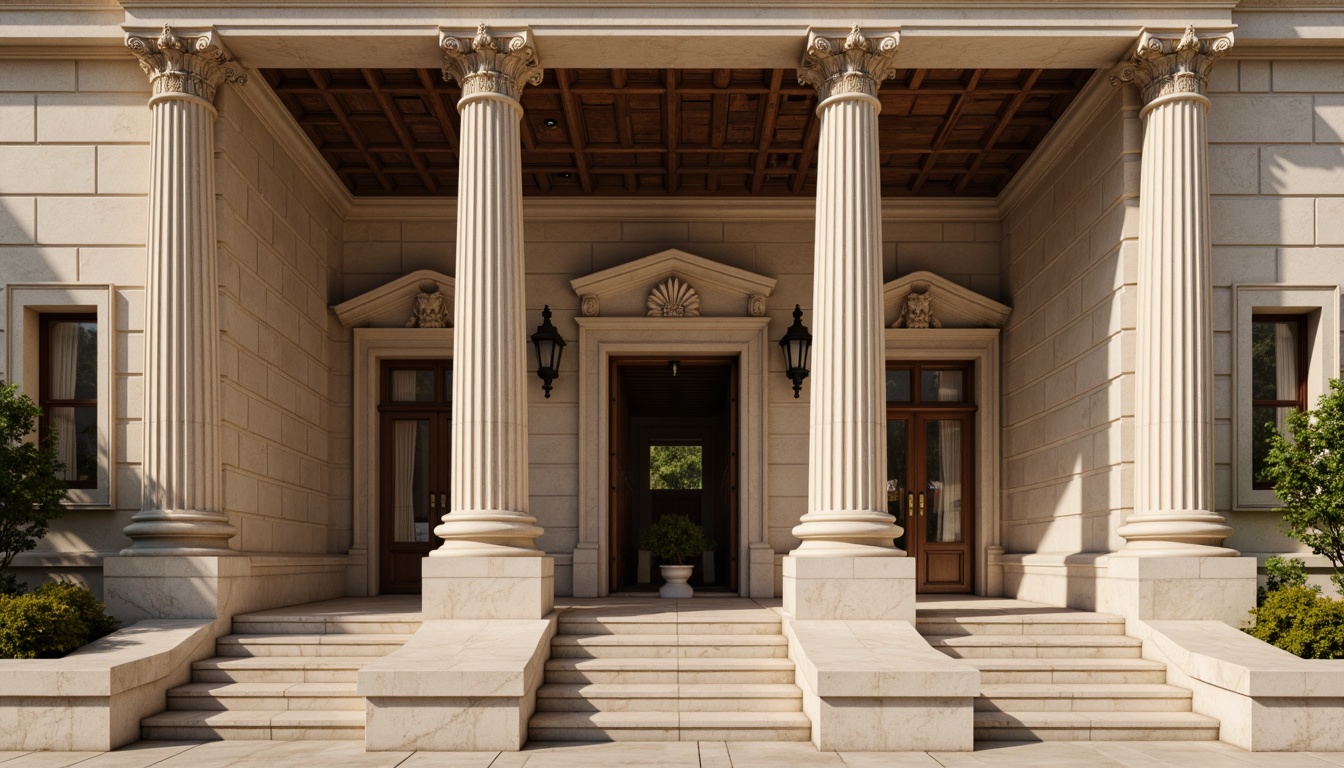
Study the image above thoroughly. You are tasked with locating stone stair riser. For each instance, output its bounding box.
[558,622,781,637]
[975,697,1192,713]
[526,727,812,743]
[142,725,364,742]
[977,669,1167,685]
[544,669,795,685]
[976,726,1219,742]
[536,697,803,713]
[192,669,361,684]
[916,622,1125,637]
[217,644,404,658]
[936,646,1140,660]
[550,645,788,660]
[232,621,419,635]
[168,695,365,712]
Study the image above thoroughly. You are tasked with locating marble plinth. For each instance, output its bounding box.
[1098,555,1256,624]
[421,556,555,620]
[782,555,914,622]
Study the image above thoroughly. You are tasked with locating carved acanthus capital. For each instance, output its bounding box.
[1110,25,1234,105]
[798,25,900,103]
[440,24,543,103]
[125,25,246,103]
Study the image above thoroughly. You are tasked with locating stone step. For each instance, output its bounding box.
[973,710,1220,741]
[527,710,812,742]
[551,634,788,659]
[231,616,419,636]
[967,658,1168,685]
[215,634,408,658]
[535,683,804,712]
[141,709,364,741]
[166,682,363,711]
[925,634,1142,659]
[191,656,371,684]
[543,657,797,685]
[976,683,1193,712]
[916,613,1126,637]
[557,619,782,637]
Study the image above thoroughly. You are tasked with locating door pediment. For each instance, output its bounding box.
[883,271,1011,329]
[333,270,455,328]
[570,248,777,318]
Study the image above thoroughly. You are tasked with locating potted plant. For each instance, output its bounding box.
[639,514,713,598]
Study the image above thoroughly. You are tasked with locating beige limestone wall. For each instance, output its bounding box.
[1207,59,1344,559]
[0,59,153,593]
[999,84,1141,557]
[343,211,1001,586]
[214,85,350,555]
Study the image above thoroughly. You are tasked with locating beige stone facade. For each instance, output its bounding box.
[1,0,1343,754]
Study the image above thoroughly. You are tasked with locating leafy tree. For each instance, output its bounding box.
[0,382,68,584]
[649,445,703,490]
[1263,378,1344,596]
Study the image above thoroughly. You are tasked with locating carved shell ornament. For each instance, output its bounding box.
[647,277,701,317]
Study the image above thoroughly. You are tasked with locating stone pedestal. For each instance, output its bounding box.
[432,26,546,561]
[421,556,555,620]
[120,26,244,555]
[1099,556,1256,625]
[1111,26,1237,558]
[783,555,914,622]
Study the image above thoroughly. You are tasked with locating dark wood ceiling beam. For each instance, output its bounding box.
[664,70,679,194]
[791,103,821,196]
[306,68,395,194]
[555,69,594,194]
[910,69,983,195]
[954,69,1042,195]
[750,69,784,195]
[360,69,438,193]
[612,72,637,192]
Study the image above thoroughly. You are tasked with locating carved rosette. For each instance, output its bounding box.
[441,24,543,104]
[125,25,246,103]
[798,25,900,104]
[747,294,767,317]
[1110,25,1234,105]
[647,277,701,317]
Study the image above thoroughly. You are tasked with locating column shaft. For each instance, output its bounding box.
[122,26,242,554]
[791,27,903,556]
[1112,26,1236,556]
[433,25,544,557]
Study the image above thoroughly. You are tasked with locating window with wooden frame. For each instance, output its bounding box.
[1249,314,1308,489]
[38,313,100,488]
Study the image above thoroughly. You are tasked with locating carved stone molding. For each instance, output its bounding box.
[440,24,543,103]
[333,270,456,328]
[747,294,767,318]
[405,287,451,328]
[894,291,942,329]
[647,277,701,317]
[1110,25,1234,105]
[125,24,246,103]
[798,25,900,103]
[580,294,600,317]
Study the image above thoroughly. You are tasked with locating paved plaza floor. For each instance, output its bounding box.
[3,740,1344,768]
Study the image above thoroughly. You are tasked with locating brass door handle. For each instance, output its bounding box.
[919,492,925,517]
[430,493,437,510]
[907,494,914,518]
[440,492,447,510]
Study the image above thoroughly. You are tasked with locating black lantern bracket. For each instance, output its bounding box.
[779,304,812,399]
[530,305,567,398]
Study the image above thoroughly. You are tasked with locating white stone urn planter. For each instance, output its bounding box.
[659,564,694,598]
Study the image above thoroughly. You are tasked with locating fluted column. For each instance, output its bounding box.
[792,26,904,557]
[1112,26,1237,557]
[121,26,243,554]
[433,25,544,557]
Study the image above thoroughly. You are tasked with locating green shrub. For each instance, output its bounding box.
[0,381,69,586]
[639,514,714,566]
[1259,555,1309,604]
[0,582,119,659]
[1247,585,1344,660]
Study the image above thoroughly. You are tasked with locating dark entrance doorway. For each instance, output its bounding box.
[377,359,452,594]
[609,357,738,594]
[886,362,977,593]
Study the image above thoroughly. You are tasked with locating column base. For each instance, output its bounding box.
[422,556,554,620]
[790,511,904,557]
[783,555,914,621]
[1098,555,1256,624]
[119,509,238,556]
[1115,512,1236,558]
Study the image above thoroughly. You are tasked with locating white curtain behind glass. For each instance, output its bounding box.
[49,322,79,481]
[392,371,418,542]
[1275,323,1298,434]
[936,374,962,543]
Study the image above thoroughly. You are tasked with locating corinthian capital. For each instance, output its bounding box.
[125,25,246,103]
[1110,25,1234,105]
[798,25,900,103]
[440,24,543,103]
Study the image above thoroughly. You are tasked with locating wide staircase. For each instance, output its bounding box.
[916,597,1220,742]
[528,598,811,742]
[141,597,420,741]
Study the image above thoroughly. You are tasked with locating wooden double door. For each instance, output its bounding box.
[378,360,452,594]
[886,362,976,593]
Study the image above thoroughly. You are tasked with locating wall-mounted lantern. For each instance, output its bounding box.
[530,305,566,398]
[779,304,812,399]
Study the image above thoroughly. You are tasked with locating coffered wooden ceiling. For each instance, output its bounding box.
[262,67,1091,198]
